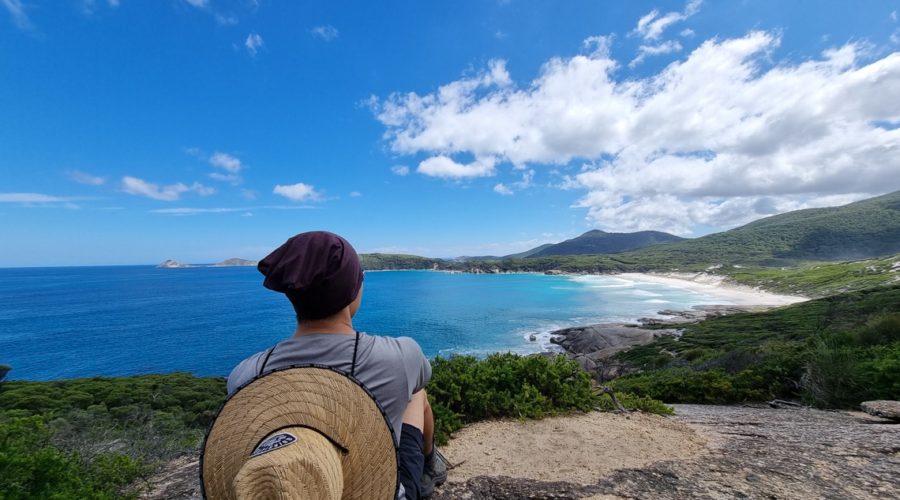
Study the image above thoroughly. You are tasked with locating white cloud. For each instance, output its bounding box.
[209,172,242,185]
[493,183,513,195]
[680,28,695,38]
[190,182,216,196]
[372,30,900,234]
[391,165,410,176]
[245,32,263,55]
[0,192,66,203]
[151,207,244,215]
[273,182,321,202]
[311,25,339,41]
[209,151,242,172]
[215,12,238,26]
[350,191,362,197]
[122,177,188,201]
[892,30,900,45]
[2,0,31,29]
[184,0,208,8]
[417,156,497,179]
[67,170,107,186]
[632,0,701,41]
[892,10,898,22]
[630,40,683,68]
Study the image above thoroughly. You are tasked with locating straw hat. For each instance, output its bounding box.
[201,365,398,499]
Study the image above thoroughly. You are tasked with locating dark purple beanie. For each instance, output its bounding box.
[258,231,364,320]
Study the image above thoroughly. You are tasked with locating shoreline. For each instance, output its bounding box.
[615,272,807,307]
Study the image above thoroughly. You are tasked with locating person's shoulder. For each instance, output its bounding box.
[361,333,424,358]
[226,350,266,395]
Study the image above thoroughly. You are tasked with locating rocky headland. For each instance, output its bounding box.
[545,305,765,379]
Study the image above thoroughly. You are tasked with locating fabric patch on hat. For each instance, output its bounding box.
[250,432,297,458]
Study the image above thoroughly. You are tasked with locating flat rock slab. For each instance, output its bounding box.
[143,405,900,500]
[862,400,900,421]
[441,412,705,484]
[435,405,900,499]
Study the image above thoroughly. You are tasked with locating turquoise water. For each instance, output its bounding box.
[0,267,728,381]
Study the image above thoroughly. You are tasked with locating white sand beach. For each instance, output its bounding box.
[617,272,807,306]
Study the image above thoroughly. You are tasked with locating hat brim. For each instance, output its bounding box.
[201,365,399,500]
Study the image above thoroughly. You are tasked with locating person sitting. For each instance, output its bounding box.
[224,231,447,499]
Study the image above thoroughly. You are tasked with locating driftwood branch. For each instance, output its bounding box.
[598,385,627,413]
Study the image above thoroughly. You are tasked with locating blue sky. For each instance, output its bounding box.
[2,0,899,266]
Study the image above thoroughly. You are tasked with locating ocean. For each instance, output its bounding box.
[0,266,729,381]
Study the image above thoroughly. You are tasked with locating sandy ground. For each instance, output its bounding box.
[618,272,807,306]
[441,411,707,485]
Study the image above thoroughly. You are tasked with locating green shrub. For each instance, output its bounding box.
[427,353,672,444]
[857,313,900,345]
[0,416,143,499]
[801,339,868,408]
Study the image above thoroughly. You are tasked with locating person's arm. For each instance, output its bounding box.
[397,337,431,395]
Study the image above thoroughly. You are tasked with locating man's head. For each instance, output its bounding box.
[258,231,364,321]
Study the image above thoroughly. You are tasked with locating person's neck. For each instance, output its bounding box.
[293,313,355,337]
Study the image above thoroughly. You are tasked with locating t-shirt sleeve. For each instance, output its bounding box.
[397,336,431,395]
[226,352,264,396]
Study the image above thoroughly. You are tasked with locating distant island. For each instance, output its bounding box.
[211,258,258,267]
[156,258,258,268]
[156,259,191,268]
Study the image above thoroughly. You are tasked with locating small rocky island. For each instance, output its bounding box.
[156,258,257,268]
[211,258,258,267]
[156,259,191,268]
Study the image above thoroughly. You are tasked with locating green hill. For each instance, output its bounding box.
[529,230,684,257]
[612,284,900,407]
[504,243,554,259]
[359,253,444,270]
[624,191,900,267]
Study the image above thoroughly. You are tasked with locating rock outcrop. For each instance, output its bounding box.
[862,400,900,421]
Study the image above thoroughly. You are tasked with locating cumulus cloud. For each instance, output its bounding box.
[632,0,702,41]
[121,177,213,201]
[630,40,683,68]
[372,30,900,234]
[391,165,410,176]
[67,170,106,186]
[273,182,321,202]
[209,151,242,172]
[311,25,339,41]
[417,156,497,179]
[190,182,216,196]
[493,183,513,195]
[245,32,263,56]
[2,0,31,29]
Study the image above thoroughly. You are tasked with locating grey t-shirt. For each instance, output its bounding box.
[226,332,432,446]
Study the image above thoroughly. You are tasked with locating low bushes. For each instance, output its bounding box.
[610,290,900,408]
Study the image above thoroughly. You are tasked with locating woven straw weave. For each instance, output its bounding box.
[202,367,397,499]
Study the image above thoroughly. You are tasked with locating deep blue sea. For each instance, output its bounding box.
[0,267,730,381]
